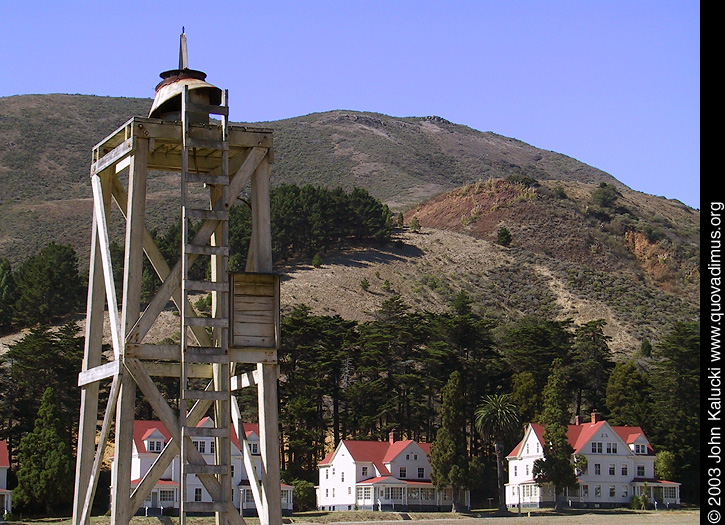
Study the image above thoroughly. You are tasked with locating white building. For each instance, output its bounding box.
[0,441,11,515]
[317,432,469,512]
[110,418,292,516]
[506,411,681,509]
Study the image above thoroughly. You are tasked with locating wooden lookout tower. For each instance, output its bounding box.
[72,31,282,525]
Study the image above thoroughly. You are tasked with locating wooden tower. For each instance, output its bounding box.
[72,31,282,525]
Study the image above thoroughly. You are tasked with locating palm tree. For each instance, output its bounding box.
[475,393,522,514]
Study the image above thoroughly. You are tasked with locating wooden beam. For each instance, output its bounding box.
[73,167,113,525]
[112,138,148,525]
[77,360,121,387]
[90,174,123,360]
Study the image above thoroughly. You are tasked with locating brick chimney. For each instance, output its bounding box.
[389,430,399,444]
[591,410,602,423]
[574,415,582,425]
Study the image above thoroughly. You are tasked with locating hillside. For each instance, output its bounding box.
[0,94,699,358]
[0,94,624,265]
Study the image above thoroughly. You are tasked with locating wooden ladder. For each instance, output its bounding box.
[179,85,233,523]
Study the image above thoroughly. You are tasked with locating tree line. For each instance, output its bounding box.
[0,183,699,514]
[270,295,700,508]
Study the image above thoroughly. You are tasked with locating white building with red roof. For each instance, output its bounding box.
[505,411,681,509]
[110,418,292,516]
[317,431,469,512]
[0,440,11,514]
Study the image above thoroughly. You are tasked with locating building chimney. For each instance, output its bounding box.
[591,410,602,423]
[389,430,399,444]
[574,415,582,425]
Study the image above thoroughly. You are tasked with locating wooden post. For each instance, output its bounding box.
[251,154,282,525]
[112,138,148,525]
[72,168,112,525]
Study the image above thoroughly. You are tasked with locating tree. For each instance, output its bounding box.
[591,182,619,208]
[475,394,521,514]
[533,359,577,511]
[430,371,469,512]
[570,319,614,417]
[605,360,650,427]
[0,258,16,332]
[496,226,512,247]
[13,242,84,325]
[14,387,74,515]
[648,322,700,502]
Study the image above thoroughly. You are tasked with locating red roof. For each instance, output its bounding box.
[133,419,254,453]
[0,441,8,468]
[508,421,654,457]
[319,438,432,475]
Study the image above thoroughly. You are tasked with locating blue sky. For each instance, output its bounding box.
[1,1,699,209]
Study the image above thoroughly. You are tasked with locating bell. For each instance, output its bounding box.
[148,29,222,123]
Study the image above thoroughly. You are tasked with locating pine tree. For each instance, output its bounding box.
[533,359,577,511]
[14,387,74,515]
[430,371,470,512]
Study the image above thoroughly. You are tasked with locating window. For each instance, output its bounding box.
[581,485,589,498]
[195,488,202,502]
[634,444,646,454]
[210,440,215,455]
[361,466,368,477]
[348,487,351,495]
[406,454,410,460]
[160,489,175,502]
[414,454,418,460]
[636,465,645,477]
[591,442,603,453]
[594,464,601,476]
[514,465,518,476]
[622,486,628,498]
[246,490,256,503]
[391,487,403,500]
[325,469,329,479]
[341,472,345,482]
[282,490,290,504]
[400,467,407,478]
[418,467,425,479]
[609,464,615,476]
[664,486,677,499]
[525,464,529,476]
[607,442,618,454]
[595,485,601,498]
[251,443,259,455]
[193,440,206,453]
[622,464,628,476]
[148,440,164,452]
[231,465,235,479]
[325,489,328,497]
[609,485,616,497]
[526,444,529,454]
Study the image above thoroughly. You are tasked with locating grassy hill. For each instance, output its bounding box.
[0,94,699,357]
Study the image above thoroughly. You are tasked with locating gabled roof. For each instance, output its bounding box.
[133,419,252,454]
[319,438,432,475]
[508,420,654,458]
[0,440,8,468]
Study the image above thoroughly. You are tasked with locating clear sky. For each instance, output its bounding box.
[1,1,700,209]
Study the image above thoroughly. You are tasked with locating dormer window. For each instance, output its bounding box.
[251,443,259,455]
[634,444,647,455]
[147,440,164,452]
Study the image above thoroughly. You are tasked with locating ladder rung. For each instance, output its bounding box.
[183,390,229,401]
[185,208,229,221]
[185,279,228,292]
[185,463,228,475]
[186,173,230,185]
[184,501,228,513]
[184,243,229,256]
[184,426,230,438]
[185,316,229,328]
